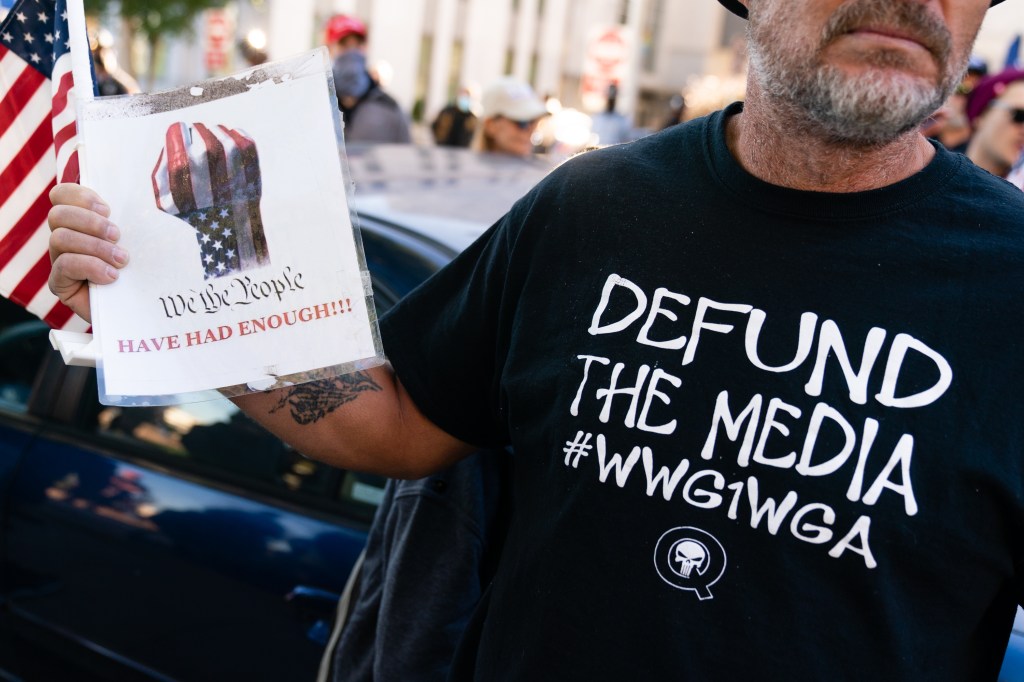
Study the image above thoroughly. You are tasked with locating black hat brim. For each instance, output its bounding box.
[717,0,1005,19]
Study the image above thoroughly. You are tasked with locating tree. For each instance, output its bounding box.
[89,0,228,89]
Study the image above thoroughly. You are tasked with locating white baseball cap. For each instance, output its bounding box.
[481,77,548,122]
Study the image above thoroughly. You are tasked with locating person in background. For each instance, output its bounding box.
[1008,155,1024,189]
[964,55,990,91]
[471,77,547,156]
[964,68,1024,180]
[432,86,478,148]
[323,14,411,144]
[239,38,269,68]
[589,83,633,146]
[660,93,688,130]
[93,45,138,97]
[925,55,988,150]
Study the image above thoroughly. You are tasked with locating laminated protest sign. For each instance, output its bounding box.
[77,50,385,405]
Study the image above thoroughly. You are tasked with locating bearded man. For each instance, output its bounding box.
[49,0,1024,679]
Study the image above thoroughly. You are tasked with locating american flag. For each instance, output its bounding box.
[0,0,88,330]
[152,121,270,280]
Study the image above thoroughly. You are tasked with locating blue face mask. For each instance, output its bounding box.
[457,95,472,112]
[333,51,371,100]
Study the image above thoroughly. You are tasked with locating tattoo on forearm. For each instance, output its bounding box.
[269,371,382,425]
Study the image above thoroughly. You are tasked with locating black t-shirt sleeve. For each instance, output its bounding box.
[379,211,519,449]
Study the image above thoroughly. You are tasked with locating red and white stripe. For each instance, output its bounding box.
[152,121,269,271]
[0,43,87,330]
[152,122,262,214]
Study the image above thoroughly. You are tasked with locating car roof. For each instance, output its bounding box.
[345,144,554,253]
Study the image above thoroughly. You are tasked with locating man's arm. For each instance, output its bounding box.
[232,366,474,477]
[48,183,474,478]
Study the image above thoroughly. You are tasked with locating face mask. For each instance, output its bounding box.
[457,95,472,112]
[333,51,371,100]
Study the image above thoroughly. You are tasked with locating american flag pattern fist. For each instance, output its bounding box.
[152,122,271,280]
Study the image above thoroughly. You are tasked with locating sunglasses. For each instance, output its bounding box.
[992,101,1024,124]
[499,116,540,130]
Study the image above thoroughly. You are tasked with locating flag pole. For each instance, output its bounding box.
[52,0,101,356]
[66,0,94,104]
[65,0,93,189]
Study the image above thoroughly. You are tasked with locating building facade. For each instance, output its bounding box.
[313,0,746,128]
[135,0,745,131]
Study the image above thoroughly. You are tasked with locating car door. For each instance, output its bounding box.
[2,333,379,680]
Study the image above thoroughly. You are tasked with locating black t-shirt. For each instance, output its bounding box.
[379,102,1024,681]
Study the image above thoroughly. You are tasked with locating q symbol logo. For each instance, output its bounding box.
[653,527,726,601]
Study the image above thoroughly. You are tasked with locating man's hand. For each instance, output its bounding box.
[48,183,129,323]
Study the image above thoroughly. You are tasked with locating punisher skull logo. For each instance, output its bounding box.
[653,527,726,600]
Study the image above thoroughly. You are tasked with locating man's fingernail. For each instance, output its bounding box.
[106,266,119,280]
[93,201,111,217]
[106,223,120,241]
[112,247,129,265]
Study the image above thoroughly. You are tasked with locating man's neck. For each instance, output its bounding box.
[726,80,936,194]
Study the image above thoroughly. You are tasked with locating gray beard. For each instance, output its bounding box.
[750,51,956,146]
[747,0,965,146]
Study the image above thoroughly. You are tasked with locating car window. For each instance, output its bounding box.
[361,227,443,300]
[89,376,387,517]
[0,298,49,413]
[93,399,336,490]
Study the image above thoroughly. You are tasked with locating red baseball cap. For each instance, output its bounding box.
[324,14,367,44]
[717,0,1006,19]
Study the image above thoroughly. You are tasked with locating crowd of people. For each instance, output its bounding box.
[923,55,1024,188]
[319,13,649,153]
[324,14,411,145]
[46,1,1024,680]
[327,9,1024,186]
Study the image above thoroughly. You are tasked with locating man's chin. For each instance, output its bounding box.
[803,86,939,145]
[822,67,945,113]
[827,59,941,91]
[752,45,951,145]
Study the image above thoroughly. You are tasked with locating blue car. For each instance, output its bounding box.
[0,145,551,681]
